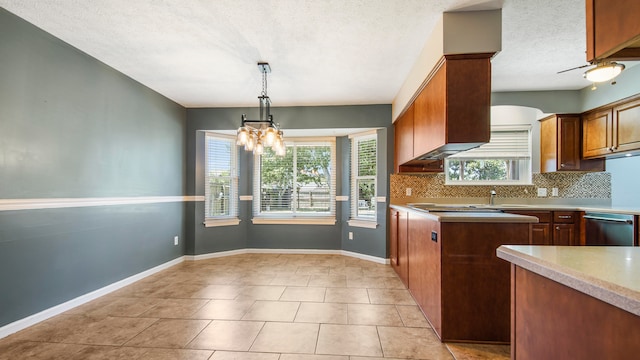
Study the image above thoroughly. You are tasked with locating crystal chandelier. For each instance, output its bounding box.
[236,62,285,156]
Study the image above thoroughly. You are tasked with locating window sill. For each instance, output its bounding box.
[252,217,336,225]
[204,218,241,227]
[348,219,378,229]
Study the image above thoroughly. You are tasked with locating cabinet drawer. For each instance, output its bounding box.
[554,211,576,223]
[507,211,552,223]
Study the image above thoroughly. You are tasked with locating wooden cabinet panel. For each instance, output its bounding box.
[394,105,414,172]
[407,214,441,335]
[586,0,640,61]
[414,63,447,157]
[553,224,576,246]
[531,223,552,245]
[512,266,640,359]
[614,97,640,153]
[440,222,530,343]
[582,95,640,159]
[389,209,399,267]
[540,114,604,172]
[582,108,613,158]
[389,208,409,287]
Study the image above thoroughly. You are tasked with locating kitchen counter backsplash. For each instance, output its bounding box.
[390,172,611,201]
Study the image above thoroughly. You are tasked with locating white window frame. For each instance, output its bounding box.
[204,133,240,227]
[349,130,378,229]
[445,125,532,185]
[253,137,336,225]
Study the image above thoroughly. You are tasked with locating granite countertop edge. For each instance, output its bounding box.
[389,204,539,223]
[496,245,640,317]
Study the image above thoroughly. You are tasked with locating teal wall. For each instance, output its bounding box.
[186,105,392,258]
[0,9,187,327]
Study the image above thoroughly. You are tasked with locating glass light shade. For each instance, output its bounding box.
[584,62,625,83]
[236,127,249,145]
[263,127,277,147]
[276,144,286,156]
[254,140,264,155]
[245,133,256,151]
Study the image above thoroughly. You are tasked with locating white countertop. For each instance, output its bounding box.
[391,201,640,215]
[390,204,538,223]
[497,245,640,316]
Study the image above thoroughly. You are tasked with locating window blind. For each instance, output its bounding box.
[205,133,238,219]
[449,127,531,159]
[350,133,377,220]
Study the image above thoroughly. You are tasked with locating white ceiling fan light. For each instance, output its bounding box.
[583,61,625,83]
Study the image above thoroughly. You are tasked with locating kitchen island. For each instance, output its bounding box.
[390,205,537,343]
[497,245,640,359]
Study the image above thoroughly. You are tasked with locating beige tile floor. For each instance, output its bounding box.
[0,254,509,360]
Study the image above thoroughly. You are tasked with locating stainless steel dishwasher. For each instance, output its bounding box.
[584,212,636,246]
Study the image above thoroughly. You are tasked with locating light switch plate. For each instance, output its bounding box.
[537,188,547,197]
[406,188,412,196]
[551,188,559,197]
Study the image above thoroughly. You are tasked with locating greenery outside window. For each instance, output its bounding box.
[445,126,532,185]
[253,138,336,224]
[349,131,377,228]
[204,133,239,226]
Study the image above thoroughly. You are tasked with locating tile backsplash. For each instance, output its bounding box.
[390,172,611,202]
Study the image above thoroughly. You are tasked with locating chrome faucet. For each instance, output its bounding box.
[489,189,497,205]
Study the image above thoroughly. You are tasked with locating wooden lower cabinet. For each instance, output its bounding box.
[407,213,531,343]
[506,210,579,246]
[511,265,640,359]
[389,208,409,287]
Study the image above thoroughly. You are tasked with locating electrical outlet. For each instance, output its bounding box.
[406,188,412,196]
[537,188,547,197]
[551,188,559,197]
[348,232,353,240]
[174,236,179,245]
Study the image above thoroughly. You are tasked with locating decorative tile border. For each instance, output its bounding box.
[390,172,611,200]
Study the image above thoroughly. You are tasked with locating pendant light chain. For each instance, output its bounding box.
[262,69,267,97]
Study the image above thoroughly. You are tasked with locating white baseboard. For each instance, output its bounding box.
[0,256,185,339]
[1,249,388,339]
[187,248,387,264]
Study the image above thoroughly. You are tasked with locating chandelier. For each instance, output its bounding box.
[236,62,285,156]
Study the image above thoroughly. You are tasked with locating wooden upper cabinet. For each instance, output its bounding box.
[583,94,640,159]
[412,54,491,158]
[614,97,640,153]
[540,114,604,172]
[583,108,613,158]
[586,0,640,61]
[394,104,414,172]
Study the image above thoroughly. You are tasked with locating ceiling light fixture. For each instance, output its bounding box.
[584,61,625,83]
[236,62,285,156]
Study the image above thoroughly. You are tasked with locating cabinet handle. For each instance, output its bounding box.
[556,226,560,230]
[557,215,572,219]
[560,163,565,168]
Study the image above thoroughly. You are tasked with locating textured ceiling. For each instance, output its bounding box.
[1,0,600,107]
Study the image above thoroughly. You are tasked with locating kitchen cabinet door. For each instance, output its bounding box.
[586,0,640,61]
[553,224,576,246]
[394,105,414,172]
[531,223,552,245]
[613,97,640,154]
[540,114,604,172]
[389,208,409,286]
[583,108,613,158]
[390,208,399,268]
